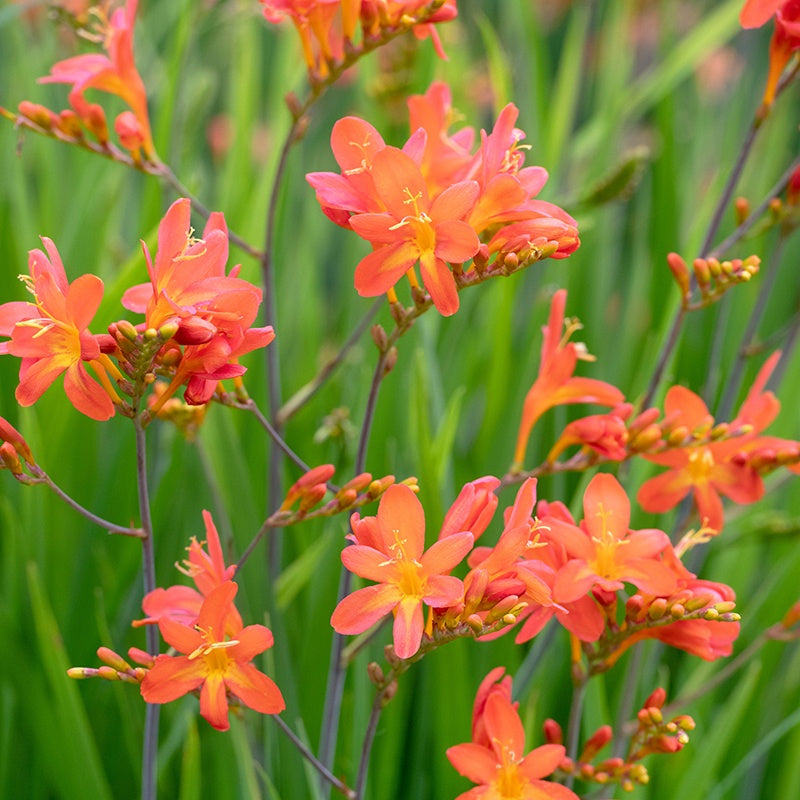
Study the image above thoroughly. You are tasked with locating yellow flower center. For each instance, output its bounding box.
[590,502,628,579]
[491,741,528,799]
[188,625,239,673]
[688,447,715,483]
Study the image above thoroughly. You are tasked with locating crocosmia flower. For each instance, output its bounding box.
[141,581,284,731]
[0,239,118,421]
[447,669,579,800]
[330,484,473,659]
[349,146,480,316]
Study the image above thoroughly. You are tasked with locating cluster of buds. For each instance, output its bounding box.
[666,251,760,310]
[3,0,157,167]
[545,720,648,791]
[278,465,413,522]
[261,0,457,85]
[67,646,153,684]
[544,688,694,792]
[628,688,695,762]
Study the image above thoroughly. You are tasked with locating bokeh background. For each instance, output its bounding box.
[2,0,800,797]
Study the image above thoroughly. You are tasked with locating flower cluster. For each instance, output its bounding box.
[514,291,800,534]
[260,0,458,80]
[543,688,695,792]
[69,512,285,731]
[307,82,579,316]
[5,0,155,163]
[0,198,273,422]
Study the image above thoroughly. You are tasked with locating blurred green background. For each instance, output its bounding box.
[2,0,800,797]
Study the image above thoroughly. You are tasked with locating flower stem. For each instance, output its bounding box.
[318,350,390,793]
[156,164,262,259]
[355,692,384,800]
[35,469,144,537]
[272,715,355,799]
[276,297,385,426]
[135,418,159,800]
[565,675,588,790]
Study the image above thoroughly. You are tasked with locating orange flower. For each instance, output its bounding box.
[0,239,118,420]
[514,290,625,467]
[349,146,480,316]
[39,0,154,157]
[550,473,678,603]
[637,353,787,532]
[330,484,473,659]
[140,581,284,731]
[447,670,578,800]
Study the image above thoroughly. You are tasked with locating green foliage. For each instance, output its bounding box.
[2,1,800,799]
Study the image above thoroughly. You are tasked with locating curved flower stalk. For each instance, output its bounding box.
[307,81,579,317]
[0,239,120,421]
[8,0,156,163]
[447,668,579,800]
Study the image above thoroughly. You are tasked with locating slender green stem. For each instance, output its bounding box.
[355,693,384,800]
[135,419,159,800]
[156,164,263,259]
[717,233,786,419]
[565,677,588,790]
[34,469,144,537]
[277,298,385,426]
[272,716,355,799]
[318,350,390,793]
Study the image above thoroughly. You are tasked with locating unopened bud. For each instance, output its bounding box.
[644,687,666,708]
[628,423,663,452]
[298,483,327,512]
[380,679,398,707]
[97,647,131,672]
[666,252,690,296]
[370,324,388,350]
[128,647,156,668]
[97,666,121,681]
[734,196,750,223]
[714,600,736,614]
[648,598,668,620]
[465,614,485,634]
[667,426,690,447]
[367,662,385,686]
[670,603,686,619]
[382,346,398,375]
[693,258,711,289]
[543,718,563,744]
[703,607,720,620]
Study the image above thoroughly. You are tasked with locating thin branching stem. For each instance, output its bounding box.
[35,470,144,537]
[355,693,384,800]
[272,715,355,799]
[156,164,263,259]
[565,677,588,790]
[135,419,159,800]
[277,298,385,425]
[318,350,390,791]
[717,233,787,419]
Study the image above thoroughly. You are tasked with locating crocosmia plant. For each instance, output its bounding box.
[3,2,800,799]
